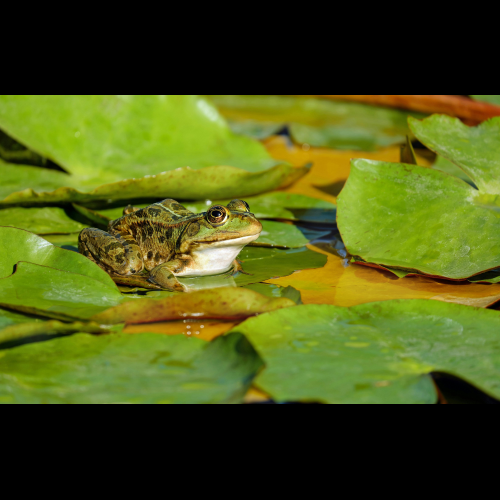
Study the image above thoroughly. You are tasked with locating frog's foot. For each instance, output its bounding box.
[230,259,252,276]
[110,274,163,290]
[149,262,187,292]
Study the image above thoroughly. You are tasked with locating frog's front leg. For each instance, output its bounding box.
[230,259,252,276]
[78,228,144,275]
[148,259,188,292]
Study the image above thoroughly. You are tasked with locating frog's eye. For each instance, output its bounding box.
[207,205,229,226]
[227,199,251,213]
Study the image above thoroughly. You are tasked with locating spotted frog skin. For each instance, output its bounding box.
[78,199,262,291]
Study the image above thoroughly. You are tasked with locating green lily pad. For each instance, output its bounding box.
[0,160,73,201]
[337,158,500,279]
[243,284,303,304]
[1,163,307,207]
[208,95,424,151]
[409,115,500,194]
[0,95,277,179]
[231,299,500,404]
[0,331,263,404]
[0,308,41,330]
[184,192,336,223]
[0,227,116,288]
[0,207,87,234]
[0,262,124,320]
[470,95,500,105]
[0,320,109,348]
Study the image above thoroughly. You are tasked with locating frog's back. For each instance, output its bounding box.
[109,199,202,270]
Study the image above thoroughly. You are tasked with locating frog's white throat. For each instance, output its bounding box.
[176,234,260,277]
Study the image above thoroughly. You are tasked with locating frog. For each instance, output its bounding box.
[78,199,262,292]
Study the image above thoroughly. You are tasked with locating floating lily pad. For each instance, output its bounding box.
[0,262,124,320]
[432,155,475,186]
[0,207,87,234]
[1,163,307,207]
[0,320,109,348]
[0,227,116,288]
[208,95,424,151]
[93,288,295,325]
[337,158,500,280]
[185,192,336,223]
[409,115,500,194]
[0,331,263,404]
[231,299,500,404]
[0,308,40,330]
[0,95,278,179]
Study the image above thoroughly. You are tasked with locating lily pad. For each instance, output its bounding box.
[0,331,263,404]
[0,95,277,179]
[231,299,500,403]
[208,95,424,151]
[337,158,500,280]
[1,163,307,207]
[185,192,336,223]
[0,262,124,320]
[0,320,109,348]
[432,155,475,186]
[0,226,116,288]
[0,207,87,234]
[409,115,500,194]
[92,287,295,325]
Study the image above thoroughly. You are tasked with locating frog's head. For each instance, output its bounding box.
[179,199,262,254]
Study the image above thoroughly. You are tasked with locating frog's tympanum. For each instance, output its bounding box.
[78,199,262,291]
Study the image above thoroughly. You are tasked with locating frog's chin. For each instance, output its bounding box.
[175,233,260,277]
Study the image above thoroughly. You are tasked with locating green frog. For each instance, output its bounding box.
[78,199,262,292]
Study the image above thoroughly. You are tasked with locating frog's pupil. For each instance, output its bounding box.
[212,210,222,218]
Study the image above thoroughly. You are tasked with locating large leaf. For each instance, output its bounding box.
[93,287,295,325]
[0,262,124,320]
[232,300,500,403]
[209,95,423,151]
[409,115,500,194]
[0,95,277,179]
[0,320,109,347]
[337,158,500,280]
[0,332,263,404]
[0,163,307,206]
[0,226,116,288]
[0,207,87,234]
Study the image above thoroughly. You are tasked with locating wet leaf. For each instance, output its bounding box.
[0,308,41,330]
[267,244,500,308]
[0,262,125,320]
[92,287,295,325]
[0,207,87,234]
[409,115,500,194]
[232,299,500,403]
[337,158,500,280]
[431,155,475,186]
[0,331,263,404]
[0,320,109,348]
[0,95,277,179]
[0,227,116,288]
[1,163,307,206]
[209,95,422,150]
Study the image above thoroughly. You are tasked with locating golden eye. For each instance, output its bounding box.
[207,205,228,225]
